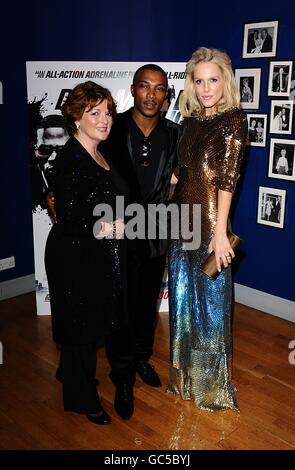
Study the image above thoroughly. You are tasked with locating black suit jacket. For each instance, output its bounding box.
[101,108,182,256]
[261,34,273,52]
[272,72,288,92]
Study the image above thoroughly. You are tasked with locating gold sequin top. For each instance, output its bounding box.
[174,107,248,243]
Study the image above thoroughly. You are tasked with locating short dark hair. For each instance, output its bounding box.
[62,81,116,135]
[38,114,67,130]
[133,64,168,88]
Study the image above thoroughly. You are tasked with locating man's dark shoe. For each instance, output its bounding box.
[136,361,162,387]
[114,383,134,420]
[86,408,111,425]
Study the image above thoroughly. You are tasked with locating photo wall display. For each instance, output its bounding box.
[268,61,293,97]
[242,21,278,59]
[247,113,267,147]
[269,100,293,135]
[235,68,261,109]
[240,19,294,230]
[257,186,286,229]
[268,138,295,181]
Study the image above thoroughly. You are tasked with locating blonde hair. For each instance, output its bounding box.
[179,47,240,117]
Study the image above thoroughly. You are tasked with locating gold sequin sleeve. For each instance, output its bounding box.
[212,110,248,193]
[175,108,248,242]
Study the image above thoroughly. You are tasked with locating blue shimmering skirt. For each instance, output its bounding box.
[168,239,239,412]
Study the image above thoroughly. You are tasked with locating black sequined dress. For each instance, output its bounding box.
[45,137,129,345]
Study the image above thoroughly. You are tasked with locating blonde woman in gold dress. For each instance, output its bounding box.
[168,47,248,411]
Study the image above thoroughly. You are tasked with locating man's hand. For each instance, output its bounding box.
[46,191,57,224]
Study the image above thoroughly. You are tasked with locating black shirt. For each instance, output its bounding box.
[129,116,169,201]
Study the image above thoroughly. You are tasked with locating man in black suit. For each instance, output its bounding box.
[272,67,289,93]
[261,28,273,52]
[281,107,289,130]
[102,64,181,420]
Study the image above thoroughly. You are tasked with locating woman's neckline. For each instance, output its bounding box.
[73,136,110,171]
[193,107,238,121]
[197,111,224,121]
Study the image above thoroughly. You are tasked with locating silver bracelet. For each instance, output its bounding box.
[112,221,116,239]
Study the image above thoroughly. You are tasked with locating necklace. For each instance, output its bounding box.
[196,111,224,121]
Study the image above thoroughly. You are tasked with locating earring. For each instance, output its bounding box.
[76,123,80,131]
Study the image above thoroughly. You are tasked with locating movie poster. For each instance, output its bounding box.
[26,61,185,314]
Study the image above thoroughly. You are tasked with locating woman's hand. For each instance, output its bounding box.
[113,219,125,239]
[96,219,125,239]
[208,232,235,273]
[210,190,234,272]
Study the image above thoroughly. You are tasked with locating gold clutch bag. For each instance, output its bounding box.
[200,232,242,280]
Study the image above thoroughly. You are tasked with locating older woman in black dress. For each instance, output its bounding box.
[45,81,128,425]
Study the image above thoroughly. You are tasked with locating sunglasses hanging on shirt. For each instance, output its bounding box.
[139,137,152,167]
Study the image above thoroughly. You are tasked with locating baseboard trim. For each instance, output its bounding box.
[0,274,35,301]
[1,276,294,324]
[234,283,295,323]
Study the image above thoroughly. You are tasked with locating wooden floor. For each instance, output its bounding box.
[0,292,295,450]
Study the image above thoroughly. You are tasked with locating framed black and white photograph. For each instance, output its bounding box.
[243,20,278,58]
[235,68,261,109]
[268,61,293,97]
[268,138,295,181]
[247,113,267,147]
[257,186,286,229]
[269,100,293,134]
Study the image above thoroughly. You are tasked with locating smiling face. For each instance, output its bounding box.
[131,69,168,119]
[76,99,112,144]
[193,62,224,116]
